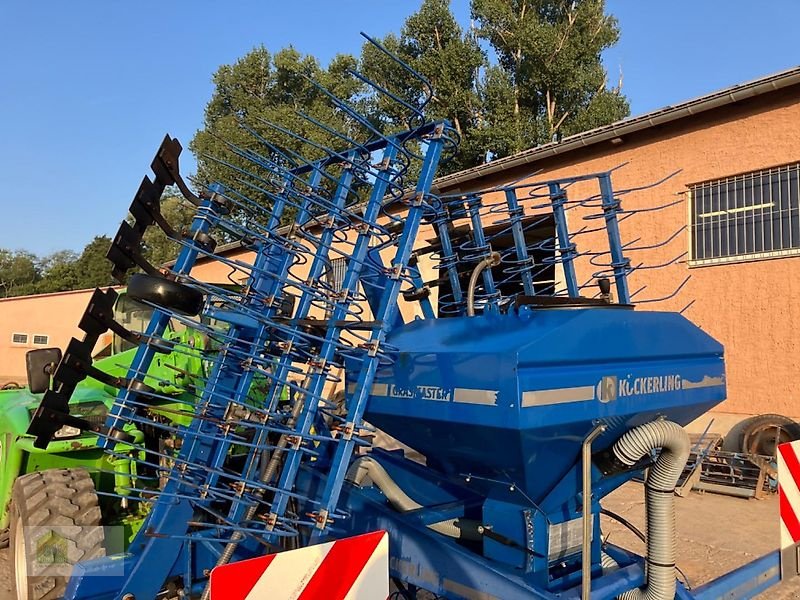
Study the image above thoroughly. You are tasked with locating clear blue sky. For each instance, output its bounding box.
[1,1,798,256]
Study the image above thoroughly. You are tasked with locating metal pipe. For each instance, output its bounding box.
[582,422,607,600]
[549,183,579,298]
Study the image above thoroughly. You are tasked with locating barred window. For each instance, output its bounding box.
[32,334,49,345]
[690,163,800,264]
[11,333,28,344]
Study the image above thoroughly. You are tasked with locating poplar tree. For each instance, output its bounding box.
[190,47,366,201]
[360,0,486,172]
[471,0,629,153]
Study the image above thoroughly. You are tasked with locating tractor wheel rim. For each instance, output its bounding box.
[14,517,29,600]
[748,426,789,457]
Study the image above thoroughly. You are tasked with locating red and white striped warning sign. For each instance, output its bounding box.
[210,531,389,600]
[778,441,800,550]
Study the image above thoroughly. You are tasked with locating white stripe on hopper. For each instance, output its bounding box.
[453,389,497,405]
[522,385,595,407]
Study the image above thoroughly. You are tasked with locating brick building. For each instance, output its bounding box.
[0,288,118,386]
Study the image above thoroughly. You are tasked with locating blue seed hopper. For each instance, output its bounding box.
[364,308,726,507]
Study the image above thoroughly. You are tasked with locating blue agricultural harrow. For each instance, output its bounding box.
[27,34,790,600]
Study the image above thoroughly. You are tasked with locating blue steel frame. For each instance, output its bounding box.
[57,66,781,600]
[68,164,785,600]
[65,121,450,600]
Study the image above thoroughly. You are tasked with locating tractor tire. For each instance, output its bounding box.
[127,273,204,316]
[9,469,105,600]
[725,414,800,458]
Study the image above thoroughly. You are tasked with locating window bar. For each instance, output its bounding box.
[789,163,800,248]
[725,177,739,256]
[730,178,737,257]
[778,166,784,251]
[751,172,758,255]
[718,180,723,257]
[701,183,707,260]
[688,189,694,261]
[761,169,767,254]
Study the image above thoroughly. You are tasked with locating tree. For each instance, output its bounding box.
[360,0,486,172]
[471,0,629,153]
[71,236,116,289]
[0,250,40,298]
[190,46,367,215]
[36,237,116,294]
[36,250,80,294]
[191,1,629,187]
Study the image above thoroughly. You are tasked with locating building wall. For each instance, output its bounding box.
[190,87,800,419]
[0,288,114,385]
[437,87,800,418]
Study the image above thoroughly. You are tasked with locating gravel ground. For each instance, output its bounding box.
[1,547,9,600]
[602,482,800,599]
[1,482,797,599]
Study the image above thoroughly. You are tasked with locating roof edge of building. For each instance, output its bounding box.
[0,286,123,303]
[434,65,800,190]
[180,65,800,265]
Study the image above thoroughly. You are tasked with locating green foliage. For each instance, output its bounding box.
[192,0,628,183]
[24,237,116,296]
[471,0,629,151]
[0,237,115,298]
[361,0,486,172]
[72,236,117,289]
[139,191,197,268]
[36,250,81,294]
[190,46,368,210]
[0,250,40,298]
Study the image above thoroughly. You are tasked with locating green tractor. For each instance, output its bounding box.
[0,289,230,600]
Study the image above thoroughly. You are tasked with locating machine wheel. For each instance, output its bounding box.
[739,414,800,457]
[127,273,204,316]
[10,469,105,600]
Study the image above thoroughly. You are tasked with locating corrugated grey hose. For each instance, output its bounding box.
[467,252,501,317]
[613,420,690,600]
[347,456,474,538]
[602,552,620,572]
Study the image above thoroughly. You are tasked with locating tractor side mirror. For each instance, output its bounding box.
[26,348,63,394]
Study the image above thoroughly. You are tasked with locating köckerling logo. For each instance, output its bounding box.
[618,374,682,397]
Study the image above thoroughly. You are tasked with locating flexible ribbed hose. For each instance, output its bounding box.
[467,252,501,317]
[346,456,464,538]
[612,420,690,600]
[601,552,620,573]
